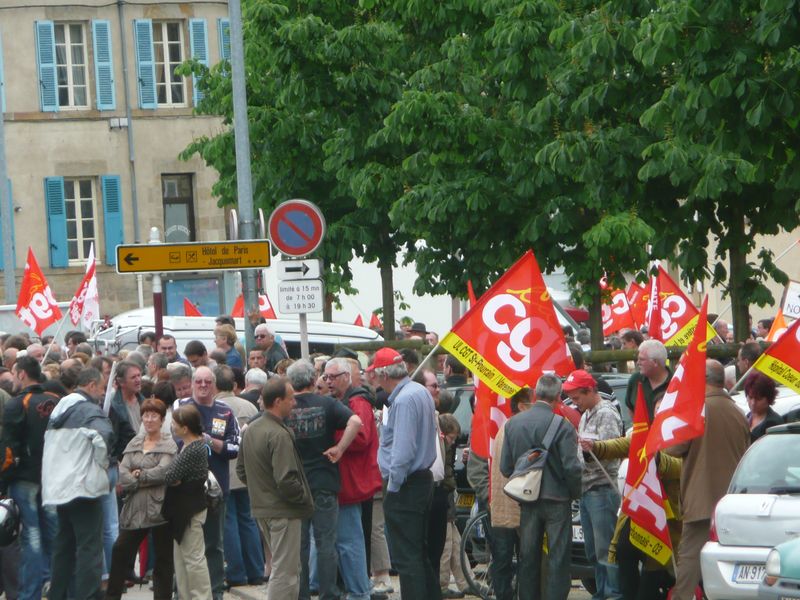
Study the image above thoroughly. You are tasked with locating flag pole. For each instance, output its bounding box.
[40,316,69,366]
[729,365,755,394]
[103,361,119,416]
[586,447,621,497]
[410,342,442,380]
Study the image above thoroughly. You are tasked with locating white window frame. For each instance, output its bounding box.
[54,22,90,109]
[153,21,187,107]
[64,177,97,264]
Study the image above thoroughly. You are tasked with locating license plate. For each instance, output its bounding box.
[456,492,475,508]
[732,563,765,584]
[572,525,584,542]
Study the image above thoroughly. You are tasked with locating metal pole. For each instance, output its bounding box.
[0,80,14,303]
[299,312,309,360]
[116,1,144,307]
[149,227,164,338]
[228,0,258,352]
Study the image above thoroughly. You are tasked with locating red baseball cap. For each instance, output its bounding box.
[561,369,597,392]
[365,347,404,372]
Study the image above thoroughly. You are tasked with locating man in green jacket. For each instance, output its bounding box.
[237,377,313,599]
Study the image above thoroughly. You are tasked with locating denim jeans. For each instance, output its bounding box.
[300,490,339,600]
[101,465,119,579]
[8,480,57,600]
[518,499,572,600]
[580,486,621,600]
[202,502,226,600]
[490,526,519,600]
[383,470,441,600]
[223,488,265,583]
[337,504,371,600]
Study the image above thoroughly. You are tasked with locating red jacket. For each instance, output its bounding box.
[335,390,382,505]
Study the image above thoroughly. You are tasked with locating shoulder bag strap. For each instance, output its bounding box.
[541,414,563,451]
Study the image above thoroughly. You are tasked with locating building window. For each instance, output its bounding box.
[162,174,195,243]
[65,178,96,261]
[55,23,89,108]
[153,22,186,106]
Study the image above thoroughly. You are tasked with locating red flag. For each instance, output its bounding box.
[183,298,203,317]
[441,250,574,397]
[470,381,511,458]
[16,248,62,335]
[467,280,478,306]
[622,385,673,565]
[644,296,709,456]
[753,316,800,393]
[602,288,636,336]
[766,309,789,342]
[353,314,364,327]
[68,243,99,329]
[231,294,277,319]
[626,282,648,330]
[645,274,663,342]
[650,266,716,346]
[369,313,382,329]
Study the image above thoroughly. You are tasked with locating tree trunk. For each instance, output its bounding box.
[323,292,333,322]
[728,211,749,343]
[380,261,396,340]
[587,289,604,351]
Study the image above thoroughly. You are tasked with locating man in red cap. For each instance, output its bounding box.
[371,347,441,600]
[563,369,624,600]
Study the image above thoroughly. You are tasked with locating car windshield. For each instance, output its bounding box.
[729,434,800,494]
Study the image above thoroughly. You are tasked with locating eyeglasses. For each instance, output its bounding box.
[255,334,268,339]
[322,372,347,381]
[426,382,440,389]
[194,379,214,385]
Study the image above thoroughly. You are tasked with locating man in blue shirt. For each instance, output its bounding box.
[373,347,440,600]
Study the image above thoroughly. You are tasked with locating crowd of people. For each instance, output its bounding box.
[0,314,792,600]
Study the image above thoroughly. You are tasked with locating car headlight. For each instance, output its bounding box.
[765,549,781,586]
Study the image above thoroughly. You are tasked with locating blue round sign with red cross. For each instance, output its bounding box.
[267,199,326,258]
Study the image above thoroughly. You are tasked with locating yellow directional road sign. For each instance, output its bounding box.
[116,241,271,274]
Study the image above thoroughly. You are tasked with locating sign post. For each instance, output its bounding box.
[269,200,326,358]
[148,227,164,338]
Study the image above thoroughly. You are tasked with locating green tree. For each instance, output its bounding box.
[183,1,413,337]
[634,0,800,340]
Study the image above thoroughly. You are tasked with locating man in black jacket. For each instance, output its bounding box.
[501,374,582,600]
[0,356,60,600]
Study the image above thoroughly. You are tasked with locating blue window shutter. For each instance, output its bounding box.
[189,19,209,106]
[92,20,116,110]
[0,180,15,270]
[217,18,231,62]
[101,175,123,265]
[35,21,58,112]
[0,31,6,112]
[44,177,68,268]
[133,19,156,109]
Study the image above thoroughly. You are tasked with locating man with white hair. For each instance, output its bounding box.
[373,348,440,600]
[623,339,672,422]
[254,324,288,373]
[239,368,267,408]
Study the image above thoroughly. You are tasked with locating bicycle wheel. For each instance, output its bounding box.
[460,511,494,599]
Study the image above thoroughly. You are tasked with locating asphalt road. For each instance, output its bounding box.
[122,578,593,599]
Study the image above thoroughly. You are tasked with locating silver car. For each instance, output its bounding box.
[700,422,800,599]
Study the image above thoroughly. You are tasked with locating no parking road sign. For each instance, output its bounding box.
[268,199,326,258]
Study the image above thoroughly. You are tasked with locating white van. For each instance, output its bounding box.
[90,307,382,357]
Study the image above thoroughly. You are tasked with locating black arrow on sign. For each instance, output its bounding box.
[285,262,310,276]
[124,253,140,266]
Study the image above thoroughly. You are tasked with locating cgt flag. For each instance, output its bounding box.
[602,288,636,336]
[622,385,673,566]
[68,242,99,329]
[647,266,716,347]
[16,247,63,335]
[766,309,789,342]
[753,316,800,393]
[626,282,648,330]
[644,296,709,456]
[441,250,574,397]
